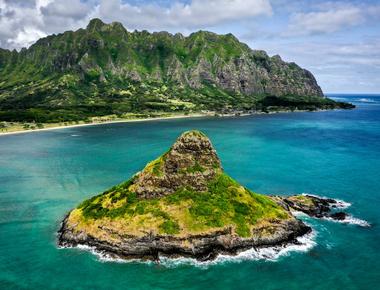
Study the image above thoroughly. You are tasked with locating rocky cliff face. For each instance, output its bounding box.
[132,131,221,199]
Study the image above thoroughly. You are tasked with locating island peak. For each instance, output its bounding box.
[131,130,222,199]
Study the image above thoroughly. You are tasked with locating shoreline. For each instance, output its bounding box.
[57,194,363,263]
[0,108,344,137]
[58,213,312,262]
[0,113,209,136]
[58,228,316,266]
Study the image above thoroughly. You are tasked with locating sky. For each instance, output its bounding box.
[0,0,379,93]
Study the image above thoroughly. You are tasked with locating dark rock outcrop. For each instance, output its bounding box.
[274,194,350,221]
[329,212,348,221]
[132,131,221,199]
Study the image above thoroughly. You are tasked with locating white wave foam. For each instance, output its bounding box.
[59,243,132,263]
[59,231,317,267]
[323,215,370,227]
[300,193,351,209]
[290,210,308,217]
[329,97,348,101]
[295,193,369,227]
[70,134,80,137]
[301,193,325,198]
[356,98,376,103]
[334,199,351,209]
[77,244,135,263]
[159,231,316,268]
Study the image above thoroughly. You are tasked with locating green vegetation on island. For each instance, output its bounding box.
[68,130,290,238]
[77,172,288,237]
[59,130,312,260]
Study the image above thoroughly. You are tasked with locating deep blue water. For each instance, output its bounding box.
[0,94,379,289]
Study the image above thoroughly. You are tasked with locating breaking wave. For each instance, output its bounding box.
[300,193,351,209]
[299,193,369,227]
[333,200,352,209]
[59,244,132,263]
[356,98,376,103]
[323,216,370,227]
[159,231,316,268]
[329,96,379,104]
[59,231,317,268]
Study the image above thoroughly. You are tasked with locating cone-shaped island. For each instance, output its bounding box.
[58,130,349,261]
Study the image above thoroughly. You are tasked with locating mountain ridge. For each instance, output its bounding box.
[0,18,353,123]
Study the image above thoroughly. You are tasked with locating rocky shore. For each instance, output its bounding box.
[58,193,355,261]
[58,216,310,261]
[272,194,350,221]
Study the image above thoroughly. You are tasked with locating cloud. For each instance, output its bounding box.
[41,0,92,20]
[0,0,378,93]
[96,0,272,30]
[250,38,380,93]
[286,5,364,36]
[7,27,47,49]
[0,0,45,48]
[4,0,36,7]
[0,0,93,49]
[0,0,272,49]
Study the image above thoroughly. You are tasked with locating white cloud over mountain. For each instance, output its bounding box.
[96,0,272,29]
[0,0,272,49]
[285,3,380,36]
[286,6,364,36]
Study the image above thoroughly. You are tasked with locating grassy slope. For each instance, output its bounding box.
[0,24,254,122]
[67,171,290,239]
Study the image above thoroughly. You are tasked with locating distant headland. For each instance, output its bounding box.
[0,18,354,131]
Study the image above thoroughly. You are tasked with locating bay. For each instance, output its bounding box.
[0,94,379,289]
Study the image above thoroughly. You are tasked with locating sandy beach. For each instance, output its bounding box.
[0,113,210,137]
[0,108,336,137]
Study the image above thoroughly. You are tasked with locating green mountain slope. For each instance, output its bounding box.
[0,19,353,123]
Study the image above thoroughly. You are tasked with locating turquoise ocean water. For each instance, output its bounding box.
[0,94,379,289]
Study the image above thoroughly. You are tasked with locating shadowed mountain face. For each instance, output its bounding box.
[0,19,352,123]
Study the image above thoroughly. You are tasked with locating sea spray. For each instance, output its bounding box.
[299,194,369,226]
[300,193,352,209]
[322,216,370,227]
